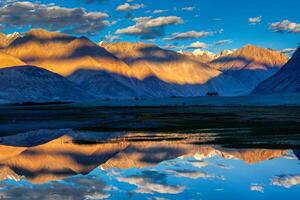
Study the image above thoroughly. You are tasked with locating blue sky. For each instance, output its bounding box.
[0,0,299,53]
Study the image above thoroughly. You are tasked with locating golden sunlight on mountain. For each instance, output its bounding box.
[101,41,222,84]
[0,52,25,68]
[1,29,132,77]
[0,30,225,86]
[210,45,289,71]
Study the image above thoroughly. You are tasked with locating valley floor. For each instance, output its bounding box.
[85,94,300,107]
[2,94,300,107]
[1,103,300,148]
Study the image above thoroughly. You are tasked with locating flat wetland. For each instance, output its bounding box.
[1,104,300,148]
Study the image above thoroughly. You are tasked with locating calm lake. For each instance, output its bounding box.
[0,105,300,199]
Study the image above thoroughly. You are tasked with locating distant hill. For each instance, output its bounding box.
[0,66,93,103]
[210,45,289,92]
[253,47,300,94]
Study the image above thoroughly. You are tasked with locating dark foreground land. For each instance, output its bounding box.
[1,104,300,148]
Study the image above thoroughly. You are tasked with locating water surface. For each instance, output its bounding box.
[0,128,299,200]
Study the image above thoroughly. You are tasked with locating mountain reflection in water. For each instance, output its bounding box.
[0,129,299,200]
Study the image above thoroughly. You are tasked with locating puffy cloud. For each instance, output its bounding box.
[214,39,233,46]
[116,16,183,39]
[271,174,300,188]
[0,177,110,200]
[250,184,264,193]
[117,170,184,194]
[270,20,300,33]
[0,1,108,36]
[187,41,208,49]
[248,16,262,25]
[164,30,212,41]
[116,3,144,11]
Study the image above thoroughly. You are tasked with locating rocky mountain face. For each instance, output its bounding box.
[98,41,247,97]
[253,47,300,94]
[0,66,93,103]
[0,52,25,68]
[210,45,289,92]
[1,29,128,77]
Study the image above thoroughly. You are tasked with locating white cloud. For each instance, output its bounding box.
[271,174,300,188]
[116,3,144,11]
[189,161,209,168]
[103,32,120,42]
[187,41,208,49]
[270,20,300,33]
[168,169,224,180]
[152,9,168,14]
[164,30,212,41]
[182,7,195,11]
[248,16,262,25]
[116,16,183,39]
[214,39,233,46]
[117,171,184,194]
[0,177,111,200]
[0,1,108,36]
[250,184,264,193]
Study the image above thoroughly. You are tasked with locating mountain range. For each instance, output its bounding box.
[0,29,298,103]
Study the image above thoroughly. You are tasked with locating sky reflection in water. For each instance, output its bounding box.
[0,130,299,200]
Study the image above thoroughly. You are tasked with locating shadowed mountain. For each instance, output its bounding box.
[253,47,300,94]
[210,45,289,93]
[0,130,289,183]
[68,68,247,99]
[0,66,94,103]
